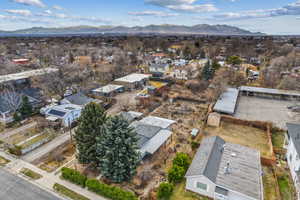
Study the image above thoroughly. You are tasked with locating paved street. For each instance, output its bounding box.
[0,169,62,200]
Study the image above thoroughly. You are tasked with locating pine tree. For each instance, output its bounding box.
[19,96,33,118]
[74,102,107,164]
[201,61,213,81]
[96,116,140,183]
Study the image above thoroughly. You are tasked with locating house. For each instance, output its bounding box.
[0,88,44,124]
[172,69,189,80]
[285,123,300,200]
[130,116,175,159]
[61,93,102,107]
[12,58,30,65]
[149,64,170,77]
[92,84,124,97]
[45,104,82,127]
[114,73,151,90]
[185,136,263,200]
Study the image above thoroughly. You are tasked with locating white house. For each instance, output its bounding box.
[149,64,170,76]
[185,136,263,200]
[285,123,300,200]
[45,104,82,127]
[92,84,124,97]
[114,73,151,89]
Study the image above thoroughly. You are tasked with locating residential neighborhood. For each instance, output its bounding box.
[0,11,300,200]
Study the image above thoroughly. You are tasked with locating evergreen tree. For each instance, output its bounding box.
[19,96,32,118]
[201,61,213,81]
[96,116,140,183]
[74,102,107,164]
[211,60,221,75]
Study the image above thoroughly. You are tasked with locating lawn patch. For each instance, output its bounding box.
[170,181,209,200]
[271,131,285,149]
[262,167,280,200]
[53,183,90,200]
[21,168,42,180]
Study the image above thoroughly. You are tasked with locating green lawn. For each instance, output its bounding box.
[272,131,285,149]
[170,182,209,200]
[53,183,90,200]
[21,168,42,180]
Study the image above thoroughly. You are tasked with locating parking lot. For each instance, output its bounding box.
[234,96,300,130]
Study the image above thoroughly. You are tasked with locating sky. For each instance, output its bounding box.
[0,0,300,34]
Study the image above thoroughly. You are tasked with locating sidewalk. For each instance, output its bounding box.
[1,151,106,200]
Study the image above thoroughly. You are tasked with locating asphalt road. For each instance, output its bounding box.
[0,169,62,200]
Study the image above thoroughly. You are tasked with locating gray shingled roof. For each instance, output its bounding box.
[213,88,239,115]
[186,136,263,200]
[287,123,300,155]
[120,111,143,123]
[63,93,97,106]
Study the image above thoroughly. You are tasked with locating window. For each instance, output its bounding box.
[196,182,207,191]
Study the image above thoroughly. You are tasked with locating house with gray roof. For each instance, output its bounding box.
[130,116,174,159]
[120,111,143,123]
[185,136,263,200]
[61,93,102,107]
[286,123,300,200]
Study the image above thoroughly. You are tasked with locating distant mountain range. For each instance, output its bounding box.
[0,24,265,36]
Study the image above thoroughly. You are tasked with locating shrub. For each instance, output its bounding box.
[157,182,173,200]
[172,153,191,171]
[191,141,200,150]
[86,178,137,200]
[61,167,87,187]
[8,145,22,156]
[167,165,185,183]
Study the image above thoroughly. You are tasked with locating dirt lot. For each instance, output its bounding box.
[205,121,273,158]
[36,143,75,172]
[234,96,300,130]
[107,90,141,115]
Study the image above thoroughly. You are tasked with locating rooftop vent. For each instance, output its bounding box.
[224,161,230,175]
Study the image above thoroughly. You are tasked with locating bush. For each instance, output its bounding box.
[191,141,200,150]
[172,153,191,171]
[157,182,173,200]
[167,165,185,183]
[86,178,137,200]
[61,167,87,187]
[8,145,22,156]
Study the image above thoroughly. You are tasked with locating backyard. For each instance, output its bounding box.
[272,131,285,149]
[276,166,296,200]
[205,121,273,158]
[262,166,280,200]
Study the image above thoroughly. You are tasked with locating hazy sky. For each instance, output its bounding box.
[0,0,299,34]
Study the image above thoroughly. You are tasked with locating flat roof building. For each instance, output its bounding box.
[114,73,151,89]
[92,84,124,97]
[213,88,239,115]
[0,68,58,84]
[185,136,263,200]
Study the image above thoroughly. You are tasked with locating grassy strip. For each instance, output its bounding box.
[20,133,50,149]
[271,131,285,149]
[21,168,42,180]
[53,183,90,200]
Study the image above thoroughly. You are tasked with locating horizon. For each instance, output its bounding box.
[0,0,300,35]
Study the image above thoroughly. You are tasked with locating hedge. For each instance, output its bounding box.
[61,167,87,187]
[157,182,173,200]
[86,178,138,200]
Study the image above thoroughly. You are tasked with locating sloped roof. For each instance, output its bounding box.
[185,136,225,182]
[139,116,176,129]
[63,93,99,106]
[186,136,263,200]
[140,129,172,154]
[287,123,300,155]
